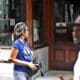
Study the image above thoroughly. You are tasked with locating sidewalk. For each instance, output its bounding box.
[0,69,73,80]
[34,70,73,80]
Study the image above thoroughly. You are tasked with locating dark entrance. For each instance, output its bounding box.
[54,0,79,70]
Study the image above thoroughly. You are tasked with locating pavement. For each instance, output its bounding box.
[0,69,73,80]
[34,70,73,80]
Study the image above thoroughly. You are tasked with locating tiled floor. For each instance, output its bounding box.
[34,70,73,80]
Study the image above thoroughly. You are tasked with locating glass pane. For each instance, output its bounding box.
[54,0,60,22]
[0,20,11,45]
[33,0,43,44]
[0,0,11,46]
[12,0,21,22]
[54,0,80,44]
[0,0,21,46]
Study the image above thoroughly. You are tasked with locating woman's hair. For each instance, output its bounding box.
[13,22,28,40]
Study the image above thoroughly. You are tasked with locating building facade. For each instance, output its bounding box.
[0,0,79,71]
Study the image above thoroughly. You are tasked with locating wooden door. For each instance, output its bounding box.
[54,30,79,70]
[54,42,78,70]
[53,0,79,71]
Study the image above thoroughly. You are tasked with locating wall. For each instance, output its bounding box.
[32,47,48,78]
[0,49,14,80]
[34,47,48,72]
[33,47,48,72]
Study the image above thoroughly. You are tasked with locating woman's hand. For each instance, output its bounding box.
[28,62,39,71]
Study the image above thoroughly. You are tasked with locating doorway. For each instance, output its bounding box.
[54,0,79,70]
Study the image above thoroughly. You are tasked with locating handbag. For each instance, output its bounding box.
[27,56,44,77]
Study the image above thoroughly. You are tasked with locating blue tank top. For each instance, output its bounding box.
[12,39,32,72]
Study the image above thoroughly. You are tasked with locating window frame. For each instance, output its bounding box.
[27,0,48,49]
[33,0,48,49]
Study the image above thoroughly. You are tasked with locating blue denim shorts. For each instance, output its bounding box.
[14,70,32,80]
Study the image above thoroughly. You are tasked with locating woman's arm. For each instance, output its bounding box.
[10,47,31,66]
[9,47,38,70]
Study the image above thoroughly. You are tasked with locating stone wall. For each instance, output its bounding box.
[33,47,48,72]
[32,47,48,79]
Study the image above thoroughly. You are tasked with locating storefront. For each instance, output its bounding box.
[54,0,79,70]
[0,0,79,71]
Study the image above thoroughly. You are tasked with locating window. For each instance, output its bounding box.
[0,0,11,46]
[54,0,80,43]
[32,0,47,48]
[54,0,60,22]
[10,0,21,22]
[0,0,22,46]
[54,0,80,23]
